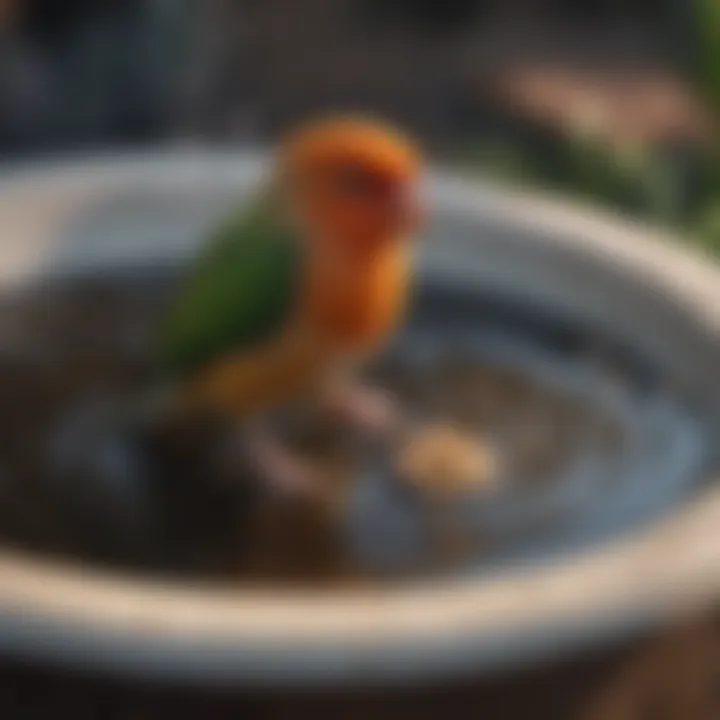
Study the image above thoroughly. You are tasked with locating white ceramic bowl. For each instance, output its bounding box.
[0,150,718,685]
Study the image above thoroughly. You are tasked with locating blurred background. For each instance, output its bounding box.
[0,0,718,249]
[0,1,718,718]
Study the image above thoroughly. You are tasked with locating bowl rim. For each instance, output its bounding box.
[0,149,718,685]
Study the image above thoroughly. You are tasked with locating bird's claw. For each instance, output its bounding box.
[243,433,318,499]
[322,384,399,440]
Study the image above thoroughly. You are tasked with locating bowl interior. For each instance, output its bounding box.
[0,152,717,682]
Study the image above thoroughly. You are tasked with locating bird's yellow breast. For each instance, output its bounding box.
[305,241,410,354]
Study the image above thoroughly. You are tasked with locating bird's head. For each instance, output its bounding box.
[280,116,424,255]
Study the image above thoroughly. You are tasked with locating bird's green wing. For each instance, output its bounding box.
[159,193,302,376]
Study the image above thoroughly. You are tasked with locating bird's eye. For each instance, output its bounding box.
[336,167,385,197]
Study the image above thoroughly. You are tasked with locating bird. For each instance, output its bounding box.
[155,115,426,494]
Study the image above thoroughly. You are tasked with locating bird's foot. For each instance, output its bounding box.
[321,382,400,441]
[232,430,319,500]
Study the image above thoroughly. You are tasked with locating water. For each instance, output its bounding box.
[0,272,709,583]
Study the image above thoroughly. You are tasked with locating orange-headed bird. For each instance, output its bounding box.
[160,116,425,490]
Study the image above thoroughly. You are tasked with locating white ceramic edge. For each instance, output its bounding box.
[0,149,717,685]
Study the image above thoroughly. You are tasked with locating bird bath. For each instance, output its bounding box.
[0,151,717,685]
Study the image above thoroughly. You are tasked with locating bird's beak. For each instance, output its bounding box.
[391,180,425,232]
